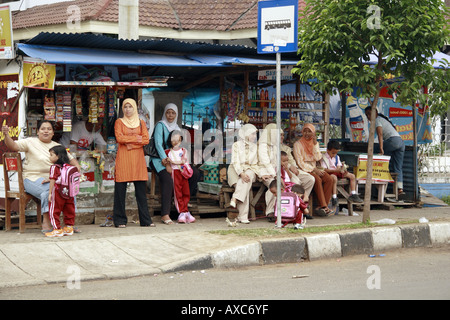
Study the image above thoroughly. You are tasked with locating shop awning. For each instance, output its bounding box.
[17,44,299,67]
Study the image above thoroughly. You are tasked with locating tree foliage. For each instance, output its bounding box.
[293,0,449,115]
[293,0,449,222]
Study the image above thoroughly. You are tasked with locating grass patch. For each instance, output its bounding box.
[209,220,418,239]
[441,195,450,205]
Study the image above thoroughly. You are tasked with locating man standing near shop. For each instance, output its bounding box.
[60,117,107,151]
[365,107,405,196]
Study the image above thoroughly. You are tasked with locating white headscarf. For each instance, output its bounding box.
[259,123,282,146]
[238,124,258,145]
[160,103,181,132]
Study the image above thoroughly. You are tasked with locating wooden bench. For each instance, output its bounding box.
[2,153,42,232]
[220,181,266,221]
[356,179,389,203]
[148,168,228,217]
[308,178,355,216]
[148,168,160,217]
[336,178,355,215]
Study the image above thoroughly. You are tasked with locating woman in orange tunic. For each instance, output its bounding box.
[113,98,154,228]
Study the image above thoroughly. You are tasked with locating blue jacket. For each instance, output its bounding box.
[150,122,170,173]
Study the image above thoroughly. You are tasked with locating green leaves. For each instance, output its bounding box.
[294,0,450,114]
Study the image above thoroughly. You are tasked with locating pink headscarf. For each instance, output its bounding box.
[299,123,317,161]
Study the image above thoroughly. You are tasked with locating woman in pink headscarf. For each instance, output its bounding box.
[293,124,333,216]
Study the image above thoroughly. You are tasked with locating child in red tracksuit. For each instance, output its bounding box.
[165,130,195,224]
[45,146,77,237]
[290,184,309,230]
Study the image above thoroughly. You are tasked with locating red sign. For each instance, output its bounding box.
[389,107,412,118]
[5,157,17,171]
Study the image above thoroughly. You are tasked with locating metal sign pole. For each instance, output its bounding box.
[276,51,282,228]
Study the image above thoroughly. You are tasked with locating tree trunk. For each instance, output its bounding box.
[362,89,382,223]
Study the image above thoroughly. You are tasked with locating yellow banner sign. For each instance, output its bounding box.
[0,5,14,59]
[23,60,56,90]
[356,154,394,183]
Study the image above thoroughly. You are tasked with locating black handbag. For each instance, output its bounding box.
[144,122,165,158]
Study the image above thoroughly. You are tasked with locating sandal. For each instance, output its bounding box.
[324,208,334,216]
[115,225,126,228]
[314,208,327,217]
[398,188,406,195]
[161,219,174,225]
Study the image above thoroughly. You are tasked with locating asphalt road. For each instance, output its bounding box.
[1,247,449,302]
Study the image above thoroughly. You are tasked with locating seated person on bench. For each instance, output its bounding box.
[293,123,334,217]
[228,124,270,224]
[320,140,363,205]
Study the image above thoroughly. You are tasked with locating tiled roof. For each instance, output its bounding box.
[12,0,114,29]
[12,0,306,32]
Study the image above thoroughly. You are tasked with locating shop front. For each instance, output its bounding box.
[1,36,303,224]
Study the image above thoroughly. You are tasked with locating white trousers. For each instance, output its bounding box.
[232,169,257,222]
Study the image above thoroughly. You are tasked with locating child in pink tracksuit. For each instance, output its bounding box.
[164,130,195,224]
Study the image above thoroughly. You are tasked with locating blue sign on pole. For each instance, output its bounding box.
[257,0,299,54]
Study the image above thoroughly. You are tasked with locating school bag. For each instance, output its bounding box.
[57,164,81,199]
[274,192,300,227]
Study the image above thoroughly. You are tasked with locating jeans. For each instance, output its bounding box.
[24,177,77,214]
[24,178,50,213]
[384,136,405,186]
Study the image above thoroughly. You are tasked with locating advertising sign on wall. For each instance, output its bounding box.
[0,73,20,158]
[345,86,432,146]
[0,5,14,60]
[23,59,56,90]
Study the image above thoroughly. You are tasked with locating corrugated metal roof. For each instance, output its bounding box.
[17,43,299,67]
[25,32,254,54]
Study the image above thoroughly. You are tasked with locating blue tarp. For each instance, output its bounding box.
[17,44,299,67]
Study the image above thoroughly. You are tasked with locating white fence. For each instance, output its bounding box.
[419,116,450,184]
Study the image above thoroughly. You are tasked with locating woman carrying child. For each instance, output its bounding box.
[293,123,334,216]
[164,130,195,224]
[45,146,78,237]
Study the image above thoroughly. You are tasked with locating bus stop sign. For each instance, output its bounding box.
[257,0,298,54]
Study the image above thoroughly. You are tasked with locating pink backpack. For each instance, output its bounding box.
[57,164,81,199]
[274,192,300,227]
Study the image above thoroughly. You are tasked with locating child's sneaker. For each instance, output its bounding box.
[177,212,186,223]
[63,226,74,236]
[186,212,196,223]
[45,229,64,237]
[293,223,304,230]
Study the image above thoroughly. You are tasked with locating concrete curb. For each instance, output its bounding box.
[0,222,448,288]
[203,222,450,269]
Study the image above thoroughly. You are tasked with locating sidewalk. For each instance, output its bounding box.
[0,204,449,288]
